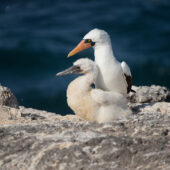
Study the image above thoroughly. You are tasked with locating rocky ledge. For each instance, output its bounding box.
[0,84,170,170]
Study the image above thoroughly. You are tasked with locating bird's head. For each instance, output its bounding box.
[56,58,98,76]
[67,28,111,58]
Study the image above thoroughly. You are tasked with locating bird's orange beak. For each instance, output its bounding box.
[67,40,92,58]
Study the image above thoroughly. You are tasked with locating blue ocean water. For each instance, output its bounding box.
[0,0,170,114]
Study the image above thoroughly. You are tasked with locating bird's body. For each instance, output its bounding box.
[67,73,98,121]
[57,58,131,123]
[68,28,134,96]
[94,44,127,95]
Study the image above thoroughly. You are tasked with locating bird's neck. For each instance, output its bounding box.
[94,43,118,66]
[68,72,96,96]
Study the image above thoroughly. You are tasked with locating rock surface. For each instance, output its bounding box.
[0,85,18,108]
[129,85,170,103]
[0,85,170,170]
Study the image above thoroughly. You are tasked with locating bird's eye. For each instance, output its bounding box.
[85,39,92,43]
[84,39,95,46]
[75,66,81,70]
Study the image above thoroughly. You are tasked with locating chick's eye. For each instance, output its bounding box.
[75,66,80,70]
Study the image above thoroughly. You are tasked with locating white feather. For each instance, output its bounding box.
[83,29,131,96]
[91,89,127,107]
[63,58,131,123]
[121,61,132,76]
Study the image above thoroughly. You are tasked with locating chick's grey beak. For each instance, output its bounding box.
[56,66,81,76]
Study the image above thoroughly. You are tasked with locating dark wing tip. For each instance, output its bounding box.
[124,74,133,94]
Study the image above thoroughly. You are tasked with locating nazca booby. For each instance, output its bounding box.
[67,28,135,96]
[57,58,131,123]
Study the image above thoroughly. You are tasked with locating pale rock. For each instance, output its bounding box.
[129,85,170,103]
[0,85,18,108]
[0,84,170,170]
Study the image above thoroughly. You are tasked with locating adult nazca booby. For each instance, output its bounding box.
[67,28,135,96]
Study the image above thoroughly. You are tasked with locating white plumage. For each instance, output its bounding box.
[67,28,134,96]
[121,61,132,77]
[57,58,131,123]
[83,28,133,95]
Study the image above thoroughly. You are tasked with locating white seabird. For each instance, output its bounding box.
[67,28,135,96]
[56,58,131,123]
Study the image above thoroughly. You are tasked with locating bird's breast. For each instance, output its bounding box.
[66,80,98,121]
[96,62,127,95]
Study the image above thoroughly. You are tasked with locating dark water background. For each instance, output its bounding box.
[0,0,170,114]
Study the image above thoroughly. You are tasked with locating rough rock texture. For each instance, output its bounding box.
[0,85,18,108]
[129,85,170,103]
[0,85,170,170]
